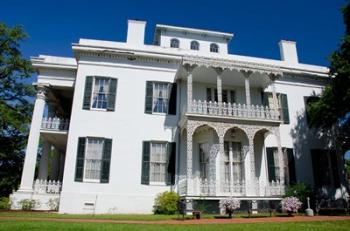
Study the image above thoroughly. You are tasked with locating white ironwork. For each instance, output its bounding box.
[33,179,61,194]
[188,100,279,121]
[41,117,70,131]
[222,179,246,194]
[178,177,187,196]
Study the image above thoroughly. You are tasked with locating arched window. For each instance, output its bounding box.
[170,38,180,48]
[190,41,199,50]
[210,43,219,53]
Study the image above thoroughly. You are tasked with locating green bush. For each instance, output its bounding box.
[0,197,10,210]
[47,198,59,211]
[18,199,39,210]
[285,183,312,209]
[154,191,180,214]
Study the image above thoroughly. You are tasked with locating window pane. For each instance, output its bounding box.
[153,83,169,113]
[84,138,104,181]
[92,77,109,109]
[150,142,167,182]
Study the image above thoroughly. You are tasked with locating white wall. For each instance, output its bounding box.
[60,56,180,214]
[159,30,228,54]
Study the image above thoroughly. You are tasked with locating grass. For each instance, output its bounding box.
[0,220,349,231]
[0,211,284,221]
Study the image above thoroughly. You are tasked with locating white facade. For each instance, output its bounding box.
[10,20,347,214]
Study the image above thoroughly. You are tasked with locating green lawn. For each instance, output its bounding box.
[0,211,280,221]
[0,220,349,231]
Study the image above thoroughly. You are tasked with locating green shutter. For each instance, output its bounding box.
[168,83,177,115]
[167,142,176,185]
[266,147,276,182]
[100,138,112,183]
[261,92,269,106]
[141,141,150,184]
[145,81,153,114]
[286,148,296,184]
[83,76,93,110]
[75,137,86,182]
[280,94,290,124]
[107,78,117,111]
[206,88,212,102]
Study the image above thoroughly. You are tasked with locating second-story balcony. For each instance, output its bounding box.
[187,100,279,121]
[41,117,70,132]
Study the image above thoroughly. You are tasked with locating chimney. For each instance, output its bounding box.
[127,20,146,46]
[279,40,299,63]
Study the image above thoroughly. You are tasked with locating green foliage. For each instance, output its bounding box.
[47,198,59,211]
[308,2,350,152]
[18,199,38,211]
[285,183,312,204]
[0,22,34,197]
[153,191,180,214]
[346,159,350,175]
[0,197,10,210]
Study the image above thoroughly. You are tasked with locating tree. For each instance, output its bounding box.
[308,2,350,153]
[0,23,34,197]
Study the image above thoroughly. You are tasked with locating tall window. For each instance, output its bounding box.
[199,143,209,180]
[92,77,110,109]
[75,137,112,183]
[266,148,280,182]
[262,92,289,124]
[150,142,168,183]
[170,38,180,48]
[83,76,117,111]
[210,43,219,53]
[304,96,320,126]
[153,82,170,113]
[84,138,104,181]
[190,41,199,50]
[145,81,177,115]
[206,88,235,103]
[224,142,243,182]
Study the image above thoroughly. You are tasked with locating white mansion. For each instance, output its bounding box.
[10,20,347,213]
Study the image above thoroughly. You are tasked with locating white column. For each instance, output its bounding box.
[270,74,280,117]
[18,84,49,192]
[228,143,234,194]
[186,65,194,112]
[243,71,252,106]
[275,129,285,186]
[38,141,50,180]
[186,126,193,195]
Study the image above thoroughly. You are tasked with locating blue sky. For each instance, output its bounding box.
[1,0,346,67]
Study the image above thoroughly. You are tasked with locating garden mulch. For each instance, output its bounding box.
[0,215,349,225]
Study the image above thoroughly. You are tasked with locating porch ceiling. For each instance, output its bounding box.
[178,65,271,88]
[40,131,67,153]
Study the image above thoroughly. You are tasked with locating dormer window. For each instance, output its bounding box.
[190,41,199,50]
[170,38,180,48]
[210,43,219,53]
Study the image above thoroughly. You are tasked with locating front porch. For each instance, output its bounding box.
[176,118,286,200]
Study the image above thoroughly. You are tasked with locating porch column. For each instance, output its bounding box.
[275,128,285,186]
[248,137,256,195]
[228,143,234,194]
[186,125,194,195]
[18,83,49,192]
[242,71,252,106]
[185,64,195,112]
[218,133,225,194]
[270,74,280,116]
[38,141,51,180]
[215,68,223,115]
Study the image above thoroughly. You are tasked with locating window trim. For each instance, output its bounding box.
[82,137,105,183]
[190,40,200,50]
[149,141,169,185]
[170,38,180,48]
[210,43,219,53]
[151,81,171,114]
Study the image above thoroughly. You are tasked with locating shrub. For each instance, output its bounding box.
[18,199,39,210]
[281,196,302,215]
[285,183,312,203]
[47,198,59,211]
[154,191,180,214]
[0,197,10,210]
[219,197,240,218]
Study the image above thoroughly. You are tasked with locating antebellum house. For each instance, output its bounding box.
[10,20,348,213]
